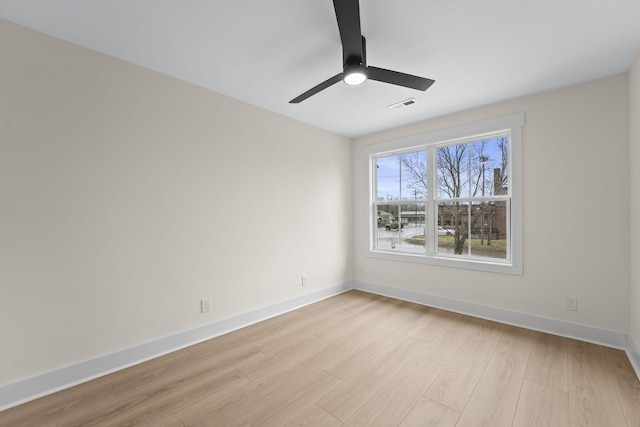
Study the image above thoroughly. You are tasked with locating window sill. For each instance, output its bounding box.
[366,249,523,275]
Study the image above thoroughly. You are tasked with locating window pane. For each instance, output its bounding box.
[436,144,471,198]
[376,156,400,201]
[465,202,508,259]
[437,202,469,255]
[470,201,509,259]
[470,141,487,197]
[375,204,400,250]
[470,137,510,197]
[399,203,426,252]
[399,151,427,200]
[377,151,427,201]
[436,201,509,259]
[491,137,509,196]
[469,202,486,257]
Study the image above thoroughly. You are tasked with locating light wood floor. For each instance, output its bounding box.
[2,290,639,426]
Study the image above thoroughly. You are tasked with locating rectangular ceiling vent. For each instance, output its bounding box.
[389,98,418,110]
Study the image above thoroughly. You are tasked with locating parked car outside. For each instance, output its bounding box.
[438,226,455,236]
[385,222,405,231]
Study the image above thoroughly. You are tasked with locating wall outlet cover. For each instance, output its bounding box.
[565,297,577,311]
[201,298,211,313]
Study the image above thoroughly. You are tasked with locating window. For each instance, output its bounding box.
[364,114,523,275]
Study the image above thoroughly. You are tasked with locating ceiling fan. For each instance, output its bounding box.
[290,0,435,103]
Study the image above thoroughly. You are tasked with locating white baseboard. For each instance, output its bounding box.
[355,280,630,350]
[0,282,353,412]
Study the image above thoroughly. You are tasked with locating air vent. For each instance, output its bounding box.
[389,98,417,110]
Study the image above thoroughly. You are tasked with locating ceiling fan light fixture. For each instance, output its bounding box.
[343,64,367,86]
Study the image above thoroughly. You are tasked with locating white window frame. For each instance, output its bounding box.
[364,113,524,275]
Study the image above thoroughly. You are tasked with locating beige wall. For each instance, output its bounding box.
[0,19,352,385]
[353,74,630,334]
[630,50,640,351]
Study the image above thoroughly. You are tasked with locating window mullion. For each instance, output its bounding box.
[371,157,378,251]
[427,146,436,254]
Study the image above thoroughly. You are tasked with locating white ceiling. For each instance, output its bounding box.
[1,0,639,137]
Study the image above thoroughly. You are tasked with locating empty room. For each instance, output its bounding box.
[1,0,640,425]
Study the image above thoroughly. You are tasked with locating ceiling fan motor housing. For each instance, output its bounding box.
[343,62,367,85]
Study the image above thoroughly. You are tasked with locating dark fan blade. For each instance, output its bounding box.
[333,0,363,65]
[289,73,343,103]
[367,66,435,91]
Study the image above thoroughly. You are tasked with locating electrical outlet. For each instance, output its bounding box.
[565,297,577,311]
[301,275,308,286]
[201,298,211,313]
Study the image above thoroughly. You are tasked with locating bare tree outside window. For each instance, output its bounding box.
[396,138,509,256]
[398,152,428,199]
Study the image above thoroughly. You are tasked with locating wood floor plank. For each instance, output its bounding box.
[326,299,408,355]
[169,378,263,426]
[512,380,570,427]
[282,404,342,427]
[340,293,399,327]
[226,370,340,427]
[525,331,568,392]
[0,411,57,427]
[248,298,351,356]
[456,353,527,427]
[182,368,340,426]
[295,290,369,318]
[398,397,460,427]
[239,339,344,383]
[322,327,404,381]
[0,379,116,427]
[424,318,504,411]
[335,297,430,346]
[105,348,192,383]
[342,356,443,426]
[316,335,426,422]
[371,299,433,337]
[319,319,362,352]
[181,335,344,425]
[60,365,249,426]
[406,306,459,342]
[325,319,392,356]
[418,312,477,366]
[185,321,266,356]
[251,316,342,356]
[603,346,640,426]
[111,343,261,398]
[403,306,448,340]
[567,339,627,426]
[494,325,534,361]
